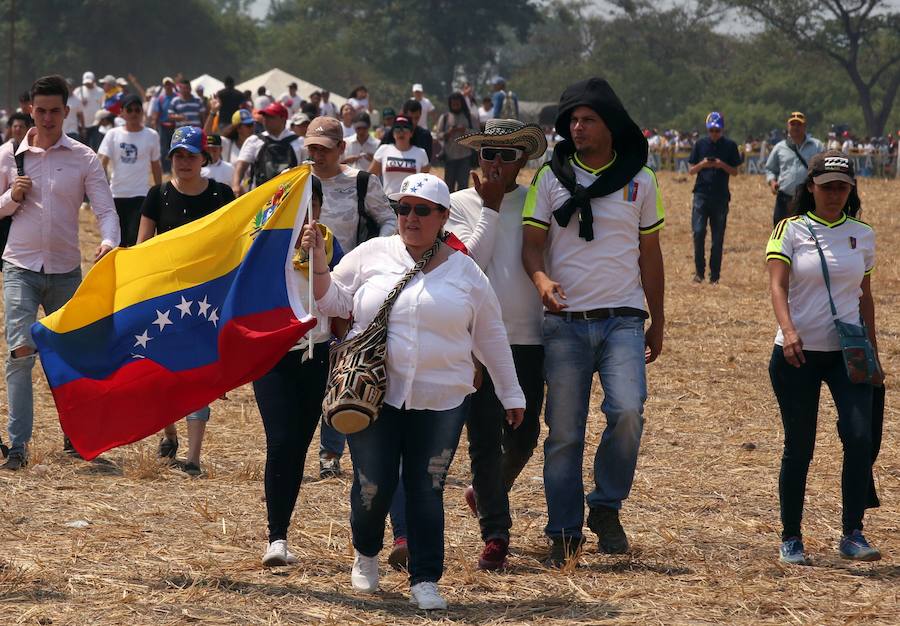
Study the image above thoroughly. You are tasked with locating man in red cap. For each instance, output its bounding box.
[232,102,304,195]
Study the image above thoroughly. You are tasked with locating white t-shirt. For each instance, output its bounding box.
[766,212,875,351]
[341,122,355,138]
[842,140,854,154]
[343,134,380,172]
[201,159,235,186]
[478,107,494,125]
[372,144,429,196]
[523,159,665,312]
[448,185,543,345]
[348,97,369,112]
[97,126,160,197]
[73,85,105,127]
[63,98,83,135]
[320,101,338,118]
[417,97,434,129]
[318,166,396,252]
[317,235,525,411]
[278,92,301,116]
[254,95,273,110]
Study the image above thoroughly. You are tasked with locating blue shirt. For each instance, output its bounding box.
[688,136,742,200]
[168,95,206,128]
[765,136,825,195]
[491,90,518,119]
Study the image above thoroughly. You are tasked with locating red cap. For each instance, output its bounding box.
[260,102,289,119]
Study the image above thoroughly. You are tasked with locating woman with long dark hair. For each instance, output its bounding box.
[766,150,882,565]
[435,92,476,192]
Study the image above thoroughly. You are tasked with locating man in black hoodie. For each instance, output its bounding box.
[522,78,666,566]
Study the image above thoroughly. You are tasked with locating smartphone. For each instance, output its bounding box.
[705,157,715,162]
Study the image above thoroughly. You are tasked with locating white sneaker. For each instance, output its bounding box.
[409,581,448,610]
[262,540,299,567]
[351,550,379,592]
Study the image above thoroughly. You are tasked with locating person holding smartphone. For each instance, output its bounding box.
[687,111,742,284]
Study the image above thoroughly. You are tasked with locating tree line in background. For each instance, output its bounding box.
[2,0,899,140]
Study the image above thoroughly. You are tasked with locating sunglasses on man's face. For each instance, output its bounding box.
[395,202,443,217]
[480,146,523,162]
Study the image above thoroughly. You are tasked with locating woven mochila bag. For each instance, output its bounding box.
[322,236,443,434]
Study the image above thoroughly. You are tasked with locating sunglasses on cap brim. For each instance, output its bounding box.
[394,202,445,217]
[479,146,524,162]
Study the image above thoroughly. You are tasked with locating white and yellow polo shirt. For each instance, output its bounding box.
[522,156,664,313]
[766,211,875,351]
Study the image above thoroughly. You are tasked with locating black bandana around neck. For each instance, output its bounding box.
[550,78,648,241]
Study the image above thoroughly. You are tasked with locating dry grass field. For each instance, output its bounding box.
[0,169,897,625]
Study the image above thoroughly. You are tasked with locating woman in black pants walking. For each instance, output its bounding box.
[766,150,883,565]
[254,177,344,566]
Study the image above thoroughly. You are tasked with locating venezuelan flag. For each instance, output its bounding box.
[32,166,317,459]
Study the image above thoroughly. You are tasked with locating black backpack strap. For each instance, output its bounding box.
[13,142,25,176]
[356,170,370,218]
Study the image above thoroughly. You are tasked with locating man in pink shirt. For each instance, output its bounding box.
[0,75,119,470]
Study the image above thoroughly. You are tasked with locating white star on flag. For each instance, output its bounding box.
[134,330,152,349]
[208,308,219,327]
[197,295,211,318]
[175,296,193,318]
[153,309,173,332]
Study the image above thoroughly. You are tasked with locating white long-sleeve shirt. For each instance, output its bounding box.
[316,235,525,411]
[447,185,543,345]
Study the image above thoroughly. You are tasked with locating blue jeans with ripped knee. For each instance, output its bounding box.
[347,399,469,585]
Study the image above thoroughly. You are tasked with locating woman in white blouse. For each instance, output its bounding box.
[301,173,524,610]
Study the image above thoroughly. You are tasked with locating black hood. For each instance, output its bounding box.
[554,77,648,167]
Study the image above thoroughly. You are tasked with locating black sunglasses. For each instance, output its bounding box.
[395,202,443,217]
[480,146,524,162]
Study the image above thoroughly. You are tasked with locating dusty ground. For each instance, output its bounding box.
[0,170,897,625]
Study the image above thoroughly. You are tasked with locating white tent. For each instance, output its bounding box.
[191,74,225,95]
[236,68,346,107]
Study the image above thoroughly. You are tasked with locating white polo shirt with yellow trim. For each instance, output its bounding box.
[766,211,875,351]
[522,155,665,313]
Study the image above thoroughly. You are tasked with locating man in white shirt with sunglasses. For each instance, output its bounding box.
[445,119,548,571]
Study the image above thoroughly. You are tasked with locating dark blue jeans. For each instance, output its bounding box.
[768,346,873,539]
[252,344,330,542]
[348,400,469,585]
[691,193,728,281]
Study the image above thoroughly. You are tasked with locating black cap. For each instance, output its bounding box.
[206,134,222,147]
[121,94,143,109]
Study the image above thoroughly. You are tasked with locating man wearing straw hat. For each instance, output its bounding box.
[447,119,548,570]
[522,78,665,566]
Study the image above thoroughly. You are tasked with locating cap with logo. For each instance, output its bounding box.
[232,109,254,126]
[260,102,289,119]
[788,111,806,124]
[206,134,223,148]
[168,126,207,156]
[388,173,451,209]
[705,111,724,130]
[808,149,855,185]
[82,71,96,84]
[304,116,344,149]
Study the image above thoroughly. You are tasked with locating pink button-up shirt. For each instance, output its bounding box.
[0,129,119,273]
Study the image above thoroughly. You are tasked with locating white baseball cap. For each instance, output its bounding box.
[82,71,95,83]
[411,83,423,93]
[388,173,451,209]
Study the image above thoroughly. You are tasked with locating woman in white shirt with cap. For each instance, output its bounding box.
[766,150,882,566]
[301,173,524,610]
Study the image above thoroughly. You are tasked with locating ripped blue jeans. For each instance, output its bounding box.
[347,399,469,585]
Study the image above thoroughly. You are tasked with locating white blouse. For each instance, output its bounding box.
[316,235,525,411]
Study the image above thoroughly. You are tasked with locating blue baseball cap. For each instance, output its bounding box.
[231,108,254,126]
[705,112,724,129]
[168,126,207,156]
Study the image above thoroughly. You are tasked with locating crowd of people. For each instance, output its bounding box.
[0,70,887,611]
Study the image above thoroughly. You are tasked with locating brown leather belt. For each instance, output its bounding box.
[545,307,649,321]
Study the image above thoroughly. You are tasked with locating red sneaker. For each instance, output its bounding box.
[388,537,408,571]
[464,485,478,517]
[478,537,509,571]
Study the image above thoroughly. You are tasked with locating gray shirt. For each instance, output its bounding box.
[765,136,825,195]
[318,166,396,252]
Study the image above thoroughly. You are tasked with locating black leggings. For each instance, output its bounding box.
[252,343,330,542]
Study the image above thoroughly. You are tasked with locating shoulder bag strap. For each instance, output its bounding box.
[789,143,808,169]
[371,236,444,326]
[803,216,839,320]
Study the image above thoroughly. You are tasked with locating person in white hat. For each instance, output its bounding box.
[411,83,434,130]
[300,172,524,610]
[72,71,105,150]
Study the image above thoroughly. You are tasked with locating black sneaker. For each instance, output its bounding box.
[543,536,585,568]
[63,436,83,459]
[319,454,341,478]
[0,441,8,458]
[177,461,202,477]
[587,506,630,554]
[158,437,178,459]
[1,450,27,471]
